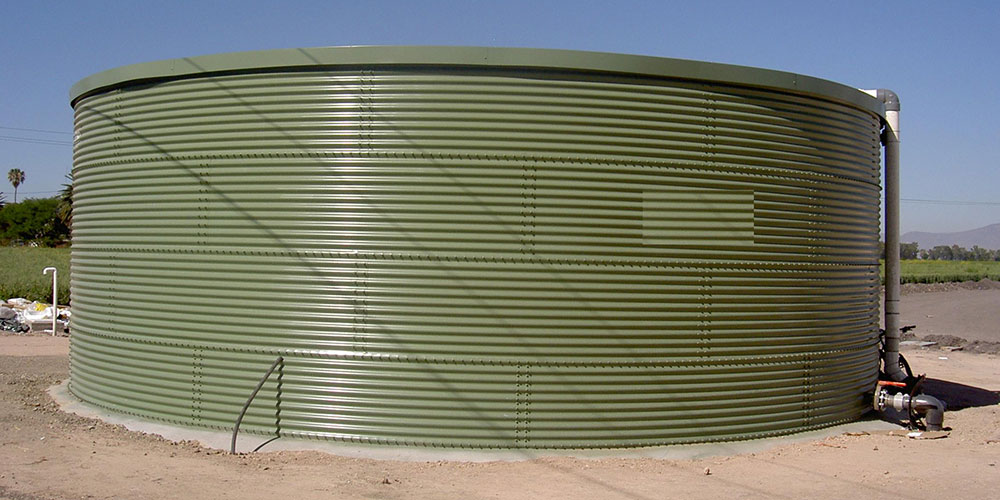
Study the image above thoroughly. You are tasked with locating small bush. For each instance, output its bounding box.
[0,198,70,247]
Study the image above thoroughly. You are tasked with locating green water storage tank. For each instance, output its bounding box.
[69,47,884,449]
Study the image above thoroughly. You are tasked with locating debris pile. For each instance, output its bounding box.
[0,298,70,334]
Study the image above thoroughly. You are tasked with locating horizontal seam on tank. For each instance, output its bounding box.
[72,150,879,187]
[72,330,876,368]
[70,246,881,269]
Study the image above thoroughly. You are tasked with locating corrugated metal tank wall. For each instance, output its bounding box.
[69,48,883,449]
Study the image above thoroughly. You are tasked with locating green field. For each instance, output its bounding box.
[881,259,1000,284]
[0,247,71,304]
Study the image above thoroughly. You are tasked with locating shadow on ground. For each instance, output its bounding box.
[922,378,1000,410]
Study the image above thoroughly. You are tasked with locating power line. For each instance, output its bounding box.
[0,125,72,136]
[0,135,73,146]
[901,198,1000,207]
[10,190,62,195]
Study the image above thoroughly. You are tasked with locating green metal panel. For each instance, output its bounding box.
[69,47,883,449]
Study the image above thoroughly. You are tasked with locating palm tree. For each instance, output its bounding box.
[7,168,25,203]
[57,173,73,227]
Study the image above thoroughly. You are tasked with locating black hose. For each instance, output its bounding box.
[230,356,283,454]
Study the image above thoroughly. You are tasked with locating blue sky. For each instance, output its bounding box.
[2,0,998,234]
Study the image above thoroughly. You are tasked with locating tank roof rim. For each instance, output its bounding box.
[70,45,884,116]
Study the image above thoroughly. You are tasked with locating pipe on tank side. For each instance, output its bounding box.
[864,88,905,381]
[866,89,947,431]
[881,89,904,381]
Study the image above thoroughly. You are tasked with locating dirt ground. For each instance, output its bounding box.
[885,280,1000,353]
[900,290,1000,345]
[2,289,999,500]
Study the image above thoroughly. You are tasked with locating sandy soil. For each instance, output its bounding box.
[2,290,999,500]
[881,281,1000,352]
[899,289,1000,343]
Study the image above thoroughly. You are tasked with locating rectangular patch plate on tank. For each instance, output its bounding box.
[642,189,754,246]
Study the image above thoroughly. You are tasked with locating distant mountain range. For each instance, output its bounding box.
[901,223,1000,250]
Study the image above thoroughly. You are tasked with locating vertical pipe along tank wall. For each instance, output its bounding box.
[68,47,884,449]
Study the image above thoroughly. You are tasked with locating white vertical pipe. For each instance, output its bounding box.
[43,267,57,336]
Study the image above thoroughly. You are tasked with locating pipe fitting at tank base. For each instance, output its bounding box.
[874,386,946,431]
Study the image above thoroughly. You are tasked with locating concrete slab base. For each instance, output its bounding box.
[50,380,902,462]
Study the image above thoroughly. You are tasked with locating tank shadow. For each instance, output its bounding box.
[921,378,1000,410]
